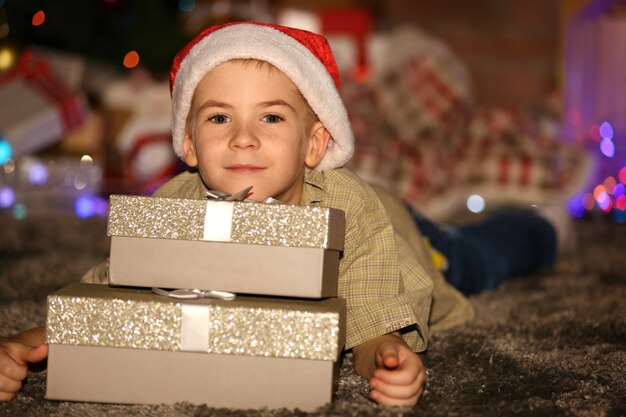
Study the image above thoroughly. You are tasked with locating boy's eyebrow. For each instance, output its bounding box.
[195,99,297,113]
[195,100,232,113]
[258,99,297,113]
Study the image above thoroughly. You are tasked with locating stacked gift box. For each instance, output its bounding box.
[45,194,346,411]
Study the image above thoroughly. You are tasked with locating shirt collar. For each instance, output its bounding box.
[302,170,326,205]
[194,169,327,205]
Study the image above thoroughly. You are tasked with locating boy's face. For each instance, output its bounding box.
[182,60,329,204]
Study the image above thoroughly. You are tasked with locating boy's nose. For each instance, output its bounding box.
[229,124,260,150]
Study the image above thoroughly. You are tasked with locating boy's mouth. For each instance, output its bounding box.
[224,164,266,174]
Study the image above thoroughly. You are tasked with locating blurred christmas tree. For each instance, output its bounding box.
[2,0,190,75]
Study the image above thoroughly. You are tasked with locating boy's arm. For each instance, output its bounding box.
[0,326,48,402]
[352,331,425,407]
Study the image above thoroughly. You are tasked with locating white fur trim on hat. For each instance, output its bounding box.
[171,23,354,171]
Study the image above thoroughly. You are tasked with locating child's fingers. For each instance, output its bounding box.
[369,367,426,407]
[0,375,23,396]
[369,385,420,407]
[370,376,419,399]
[373,366,418,386]
[0,391,18,402]
[373,352,423,385]
[375,342,400,370]
[22,344,48,364]
[0,353,28,381]
[0,341,45,403]
[0,361,27,382]
[0,342,45,380]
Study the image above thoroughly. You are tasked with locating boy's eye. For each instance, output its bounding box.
[209,114,230,124]
[262,114,283,123]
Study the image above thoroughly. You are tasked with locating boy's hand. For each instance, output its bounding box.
[353,332,426,407]
[370,338,425,406]
[0,327,47,402]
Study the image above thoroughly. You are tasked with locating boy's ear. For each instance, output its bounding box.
[182,130,199,167]
[305,122,331,169]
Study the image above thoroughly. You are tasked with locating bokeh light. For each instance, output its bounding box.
[123,50,140,69]
[597,193,612,212]
[0,138,12,164]
[614,183,625,198]
[467,194,486,214]
[604,176,616,194]
[593,185,607,201]
[75,195,95,218]
[613,210,626,223]
[616,195,626,211]
[0,46,14,70]
[32,10,46,26]
[583,193,595,211]
[74,173,88,190]
[599,121,614,140]
[12,203,26,219]
[600,138,615,157]
[74,195,108,218]
[28,162,48,185]
[94,197,109,217]
[0,186,15,208]
[178,0,196,12]
[588,123,601,142]
[80,154,93,165]
[619,166,626,184]
[3,158,15,174]
[567,196,586,218]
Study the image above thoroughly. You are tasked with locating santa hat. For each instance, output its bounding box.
[169,22,354,171]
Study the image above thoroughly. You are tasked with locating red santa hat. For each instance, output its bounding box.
[169,21,354,171]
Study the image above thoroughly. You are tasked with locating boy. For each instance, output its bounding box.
[0,22,476,406]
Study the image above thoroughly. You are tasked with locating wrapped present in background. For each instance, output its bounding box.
[107,195,345,298]
[449,108,592,213]
[46,283,346,410]
[99,72,180,195]
[0,49,105,219]
[344,26,591,222]
[367,26,472,148]
[344,26,473,216]
[0,49,89,158]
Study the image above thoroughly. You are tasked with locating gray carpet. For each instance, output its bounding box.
[1,212,625,417]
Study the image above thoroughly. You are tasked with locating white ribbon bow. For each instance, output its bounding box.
[152,287,236,300]
[205,186,281,204]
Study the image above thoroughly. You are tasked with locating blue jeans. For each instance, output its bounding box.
[410,208,557,295]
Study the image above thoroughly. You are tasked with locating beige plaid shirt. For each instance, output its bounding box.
[83,168,473,351]
[301,168,473,350]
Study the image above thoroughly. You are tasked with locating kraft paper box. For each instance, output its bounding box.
[107,195,345,298]
[46,283,346,411]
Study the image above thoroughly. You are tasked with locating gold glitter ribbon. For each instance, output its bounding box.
[46,284,345,361]
[107,195,345,249]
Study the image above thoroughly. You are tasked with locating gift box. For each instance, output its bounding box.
[46,283,346,411]
[107,195,345,298]
[0,50,89,157]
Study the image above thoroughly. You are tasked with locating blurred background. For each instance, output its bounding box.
[0,0,624,222]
